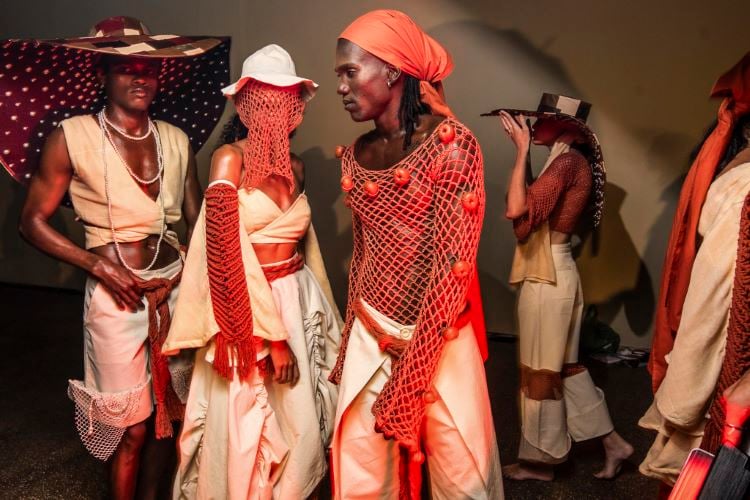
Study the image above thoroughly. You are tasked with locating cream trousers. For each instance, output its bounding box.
[332,299,503,499]
[516,244,613,463]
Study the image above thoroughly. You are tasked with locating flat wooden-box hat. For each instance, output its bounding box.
[482,92,606,227]
[0,16,231,184]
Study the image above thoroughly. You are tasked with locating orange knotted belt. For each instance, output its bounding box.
[139,269,184,439]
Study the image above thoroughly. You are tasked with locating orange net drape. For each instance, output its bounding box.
[235,80,305,191]
[330,118,484,490]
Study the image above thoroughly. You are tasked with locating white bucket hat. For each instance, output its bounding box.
[222,44,318,101]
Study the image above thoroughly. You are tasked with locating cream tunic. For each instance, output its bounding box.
[640,162,750,484]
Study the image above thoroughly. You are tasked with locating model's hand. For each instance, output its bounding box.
[499,111,531,153]
[270,340,299,385]
[90,256,144,312]
[724,370,750,411]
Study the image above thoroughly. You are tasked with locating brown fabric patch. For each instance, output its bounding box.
[520,364,563,401]
[562,363,587,378]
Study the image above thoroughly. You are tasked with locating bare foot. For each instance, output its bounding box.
[502,462,554,481]
[594,431,634,479]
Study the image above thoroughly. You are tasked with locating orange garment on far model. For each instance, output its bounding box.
[513,150,593,242]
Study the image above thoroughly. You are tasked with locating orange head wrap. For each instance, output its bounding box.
[649,52,750,392]
[339,9,455,117]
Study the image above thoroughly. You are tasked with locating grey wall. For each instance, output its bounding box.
[1,0,748,348]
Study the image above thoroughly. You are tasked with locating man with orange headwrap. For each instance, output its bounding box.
[640,52,750,487]
[329,10,503,499]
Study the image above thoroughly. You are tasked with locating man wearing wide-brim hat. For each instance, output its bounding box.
[9,16,228,497]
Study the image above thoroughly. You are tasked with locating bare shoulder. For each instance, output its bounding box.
[209,142,243,185]
[39,126,74,174]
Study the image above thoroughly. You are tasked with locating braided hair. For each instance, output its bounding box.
[398,74,430,150]
[216,114,248,149]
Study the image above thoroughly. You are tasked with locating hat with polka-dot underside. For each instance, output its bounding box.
[0,16,231,184]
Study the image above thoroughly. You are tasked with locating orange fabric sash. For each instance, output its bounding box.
[650,52,750,391]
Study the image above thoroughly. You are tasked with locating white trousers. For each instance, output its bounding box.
[332,300,503,499]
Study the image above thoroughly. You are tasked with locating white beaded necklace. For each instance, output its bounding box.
[98,109,163,185]
[101,109,154,141]
[98,111,166,273]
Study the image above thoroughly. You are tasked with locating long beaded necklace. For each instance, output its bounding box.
[99,108,163,185]
[98,110,166,273]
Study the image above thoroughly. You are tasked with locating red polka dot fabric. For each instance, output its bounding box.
[0,37,230,185]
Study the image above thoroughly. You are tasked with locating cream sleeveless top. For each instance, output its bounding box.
[164,183,341,351]
[60,115,189,250]
[243,189,311,244]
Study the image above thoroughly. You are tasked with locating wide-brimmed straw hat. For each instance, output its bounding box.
[482,93,606,227]
[221,44,318,101]
[0,16,231,184]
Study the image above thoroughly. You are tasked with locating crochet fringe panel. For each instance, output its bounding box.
[205,183,256,381]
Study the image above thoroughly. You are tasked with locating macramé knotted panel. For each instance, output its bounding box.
[330,118,485,449]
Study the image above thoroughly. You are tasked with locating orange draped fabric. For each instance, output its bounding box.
[339,9,455,122]
[339,9,488,361]
[650,52,750,392]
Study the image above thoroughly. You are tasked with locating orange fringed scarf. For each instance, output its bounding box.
[650,52,750,392]
[701,191,750,452]
[235,80,305,192]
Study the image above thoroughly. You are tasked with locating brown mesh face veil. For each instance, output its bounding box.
[331,118,485,475]
[234,81,305,191]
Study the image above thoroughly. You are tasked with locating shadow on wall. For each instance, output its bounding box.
[640,130,698,318]
[577,182,655,338]
[429,19,607,334]
[299,145,352,312]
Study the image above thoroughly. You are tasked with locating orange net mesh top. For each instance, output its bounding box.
[330,117,484,447]
[513,150,593,241]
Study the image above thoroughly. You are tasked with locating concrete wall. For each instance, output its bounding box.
[1,0,748,347]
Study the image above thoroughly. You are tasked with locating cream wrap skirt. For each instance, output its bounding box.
[174,264,341,500]
[332,299,503,500]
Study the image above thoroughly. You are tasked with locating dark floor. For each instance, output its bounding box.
[0,283,661,499]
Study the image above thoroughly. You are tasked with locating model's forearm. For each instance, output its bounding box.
[19,216,100,273]
[506,151,530,219]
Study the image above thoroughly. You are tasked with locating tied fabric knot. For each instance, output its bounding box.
[138,269,184,439]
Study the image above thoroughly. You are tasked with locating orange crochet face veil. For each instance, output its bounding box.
[234,81,305,191]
